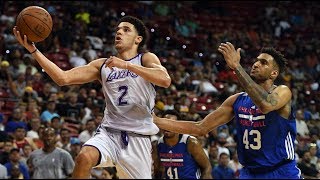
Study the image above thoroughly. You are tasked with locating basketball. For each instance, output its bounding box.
[16,6,53,43]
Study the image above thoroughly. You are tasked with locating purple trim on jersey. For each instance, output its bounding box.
[140,53,145,66]
[140,53,156,89]
[125,54,140,61]
[99,59,109,81]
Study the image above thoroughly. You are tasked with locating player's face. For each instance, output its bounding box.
[114,22,141,52]
[163,114,178,138]
[163,130,176,138]
[250,53,277,82]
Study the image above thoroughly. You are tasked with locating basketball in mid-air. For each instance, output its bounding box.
[16,6,53,43]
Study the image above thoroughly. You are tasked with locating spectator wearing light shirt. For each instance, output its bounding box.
[78,119,96,144]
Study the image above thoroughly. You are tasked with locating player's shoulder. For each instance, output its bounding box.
[222,92,244,105]
[141,52,159,60]
[89,58,108,68]
[186,135,201,146]
[275,84,291,91]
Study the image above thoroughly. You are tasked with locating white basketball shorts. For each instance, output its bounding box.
[83,126,152,179]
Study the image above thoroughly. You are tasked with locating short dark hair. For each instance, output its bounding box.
[14,126,25,131]
[260,47,288,74]
[117,16,149,52]
[10,148,20,154]
[162,110,181,120]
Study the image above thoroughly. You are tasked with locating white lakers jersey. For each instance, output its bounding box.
[100,54,159,135]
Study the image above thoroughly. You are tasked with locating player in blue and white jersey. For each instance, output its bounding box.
[153,110,212,179]
[154,42,301,179]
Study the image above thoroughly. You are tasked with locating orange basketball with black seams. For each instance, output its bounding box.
[16,6,53,43]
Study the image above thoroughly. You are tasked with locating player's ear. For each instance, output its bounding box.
[135,36,142,45]
[270,70,278,80]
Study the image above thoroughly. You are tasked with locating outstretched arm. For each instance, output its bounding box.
[105,52,171,88]
[218,42,292,114]
[13,27,104,86]
[153,94,239,136]
[187,136,212,179]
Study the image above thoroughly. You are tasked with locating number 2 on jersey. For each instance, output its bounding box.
[118,86,128,106]
[167,167,179,179]
[243,129,261,150]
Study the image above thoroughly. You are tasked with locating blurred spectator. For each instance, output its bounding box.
[219,125,237,154]
[4,148,30,179]
[309,143,320,170]
[10,164,24,179]
[26,118,41,140]
[154,3,170,16]
[56,128,71,152]
[0,138,14,164]
[216,132,231,158]
[12,126,38,152]
[100,167,119,179]
[208,144,219,169]
[7,50,23,80]
[21,86,38,104]
[75,8,90,24]
[93,113,103,127]
[228,151,243,179]
[27,127,75,179]
[9,72,26,98]
[69,137,81,160]
[50,116,62,135]
[58,92,81,120]
[175,16,190,37]
[78,119,96,144]
[37,82,53,103]
[19,144,32,166]
[31,72,44,94]
[24,100,40,122]
[20,54,38,77]
[298,151,320,178]
[80,98,95,125]
[33,125,45,149]
[0,60,11,89]
[0,113,5,131]
[212,152,235,179]
[80,39,98,62]
[40,100,60,124]
[5,108,28,137]
[0,163,8,179]
[185,103,202,121]
[296,109,310,139]
[309,101,319,121]
[87,88,104,107]
[163,95,175,111]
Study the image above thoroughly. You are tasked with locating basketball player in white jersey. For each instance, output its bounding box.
[13,16,171,178]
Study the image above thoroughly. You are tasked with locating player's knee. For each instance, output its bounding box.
[75,147,99,168]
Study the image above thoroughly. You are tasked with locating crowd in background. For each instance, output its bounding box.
[0,1,320,179]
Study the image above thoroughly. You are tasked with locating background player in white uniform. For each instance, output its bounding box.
[13,15,171,178]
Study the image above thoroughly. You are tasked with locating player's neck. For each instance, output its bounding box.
[164,135,180,147]
[258,80,275,93]
[117,49,138,60]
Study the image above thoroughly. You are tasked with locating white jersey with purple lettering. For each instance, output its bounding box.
[100,53,159,135]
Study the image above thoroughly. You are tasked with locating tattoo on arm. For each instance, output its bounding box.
[234,66,278,107]
[266,93,278,106]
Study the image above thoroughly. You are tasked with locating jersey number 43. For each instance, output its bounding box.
[243,129,261,150]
